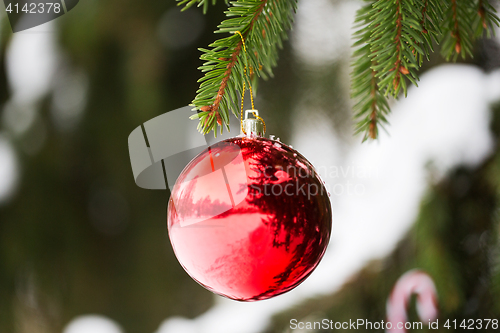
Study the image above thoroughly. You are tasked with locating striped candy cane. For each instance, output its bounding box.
[386,270,438,332]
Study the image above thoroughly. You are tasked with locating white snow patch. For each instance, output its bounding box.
[63,315,124,333]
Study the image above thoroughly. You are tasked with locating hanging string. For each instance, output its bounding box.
[234,31,255,111]
[235,31,265,135]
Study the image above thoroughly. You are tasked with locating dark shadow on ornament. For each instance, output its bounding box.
[238,137,332,299]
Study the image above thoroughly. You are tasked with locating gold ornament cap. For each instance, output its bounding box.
[241,110,265,137]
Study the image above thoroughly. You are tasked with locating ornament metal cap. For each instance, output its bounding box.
[241,110,265,137]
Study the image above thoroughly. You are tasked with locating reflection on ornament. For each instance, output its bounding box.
[167,127,332,301]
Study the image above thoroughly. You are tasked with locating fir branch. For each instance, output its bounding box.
[440,0,476,60]
[177,0,225,14]
[351,2,390,141]
[184,0,500,140]
[191,0,297,135]
[351,0,498,140]
[419,0,446,62]
[475,0,500,37]
[352,0,432,140]
[370,0,425,98]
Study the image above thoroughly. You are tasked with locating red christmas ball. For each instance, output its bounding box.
[167,136,332,301]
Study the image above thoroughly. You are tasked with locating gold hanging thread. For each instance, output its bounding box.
[234,31,265,135]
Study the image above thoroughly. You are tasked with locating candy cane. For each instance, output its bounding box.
[386,269,438,332]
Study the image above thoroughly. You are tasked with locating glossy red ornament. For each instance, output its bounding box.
[167,136,332,301]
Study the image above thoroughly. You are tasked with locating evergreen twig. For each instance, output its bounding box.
[369,0,424,97]
[475,0,500,37]
[351,2,390,141]
[184,0,500,138]
[187,0,297,135]
[351,0,499,140]
[441,0,474,60]
[177,0,225,14]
